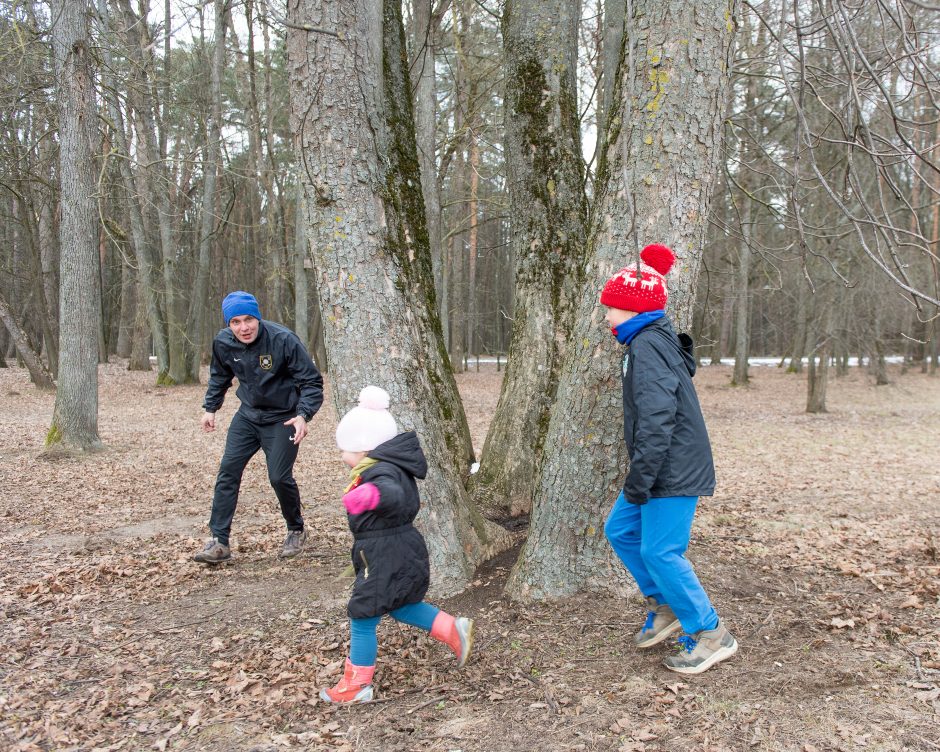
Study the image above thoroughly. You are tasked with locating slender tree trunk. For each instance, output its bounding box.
[410,0,445,306]
[293,181,309,347]
[507,0,735,600]
[287,0,506,595]
[471,0,587,519]
[465,137,480,357]
[0,291,56,390]
[128,277,153,371]
[116,257,135,358]
[598,0,625,143]
[99,0,169,378]
[118,0,184,385]
[186,0,227,380]
[49,0,102,450]
[806,302,831,413]
[731,194,751,385]
[716,271,734,362]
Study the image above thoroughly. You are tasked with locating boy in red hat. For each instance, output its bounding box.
[600,244,737,674]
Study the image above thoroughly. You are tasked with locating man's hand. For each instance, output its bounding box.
[284,415,308,446]
[201,411,216,433]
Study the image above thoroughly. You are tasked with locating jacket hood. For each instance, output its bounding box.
[644,318,697,377]
[368,430,428,479]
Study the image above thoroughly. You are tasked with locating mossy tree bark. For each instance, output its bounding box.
[470,0,588,519]
[506,0,736,601]
[287,0,506,595]
[49,0,103,451]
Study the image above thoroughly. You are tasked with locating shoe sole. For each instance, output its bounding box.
[457,619,475,668]
[318,686,374,704]
[278,549,303,559]
[193,554,233,565]
[664,639,738,675]
[635,619,682,649]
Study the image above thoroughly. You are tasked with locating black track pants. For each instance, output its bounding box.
[208,412,303,545]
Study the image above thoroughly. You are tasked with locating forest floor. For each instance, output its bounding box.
[1,361,938,752]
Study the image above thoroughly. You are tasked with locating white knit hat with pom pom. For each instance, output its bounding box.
[335,386,399,452]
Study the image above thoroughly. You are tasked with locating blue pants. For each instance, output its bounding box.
[604,492,718,635]
[349,602,440,666]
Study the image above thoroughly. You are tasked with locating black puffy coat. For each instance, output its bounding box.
[346,431,431,619]
[621,317,716,505]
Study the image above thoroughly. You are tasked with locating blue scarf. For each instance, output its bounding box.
[613,310,665,345]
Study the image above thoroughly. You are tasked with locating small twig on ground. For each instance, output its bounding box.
[152,608,225,633]
[406,695,449,714]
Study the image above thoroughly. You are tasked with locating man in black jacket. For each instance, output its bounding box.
[194,291,324,564]
[600,245,737,675]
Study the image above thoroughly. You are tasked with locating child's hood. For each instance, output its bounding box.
[677,331,697,377]
[643,318,697,377]
[368,430,428,479]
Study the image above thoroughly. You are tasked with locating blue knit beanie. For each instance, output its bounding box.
[222,291,261,325]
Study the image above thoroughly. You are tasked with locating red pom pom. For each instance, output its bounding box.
[640,244,675,275]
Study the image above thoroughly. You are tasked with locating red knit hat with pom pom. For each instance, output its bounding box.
[599,244,676,313]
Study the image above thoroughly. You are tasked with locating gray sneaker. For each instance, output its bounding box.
[279,529,308,559]
[193,538,231,564]
[663,619,738,674]
[635,596,681,649]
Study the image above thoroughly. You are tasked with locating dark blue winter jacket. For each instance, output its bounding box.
[202,320,324,424]
[620,316,715,504]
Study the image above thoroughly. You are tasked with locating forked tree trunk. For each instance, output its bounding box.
[49,0,102,450]
[287,0,506,594]
[471,0,587,519]
[506,0,735,601]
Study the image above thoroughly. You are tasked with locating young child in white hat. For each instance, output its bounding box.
[320,386,475,704]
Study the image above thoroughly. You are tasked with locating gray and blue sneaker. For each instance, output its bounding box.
[663,619,738,674]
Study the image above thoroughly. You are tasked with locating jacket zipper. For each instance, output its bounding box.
[359,550,369,579]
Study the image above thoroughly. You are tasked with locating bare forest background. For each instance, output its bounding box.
[1,0,939,596]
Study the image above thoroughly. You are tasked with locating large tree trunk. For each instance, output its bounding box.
[470,0,587,519]
[506,0,735,601]
[49,0,102,451]
[287,0,505,594]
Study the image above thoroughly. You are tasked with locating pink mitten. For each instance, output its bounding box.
[343,482,381,515]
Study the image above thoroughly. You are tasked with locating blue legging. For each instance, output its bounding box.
[604,492,719,635]
[349,601,440,666]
